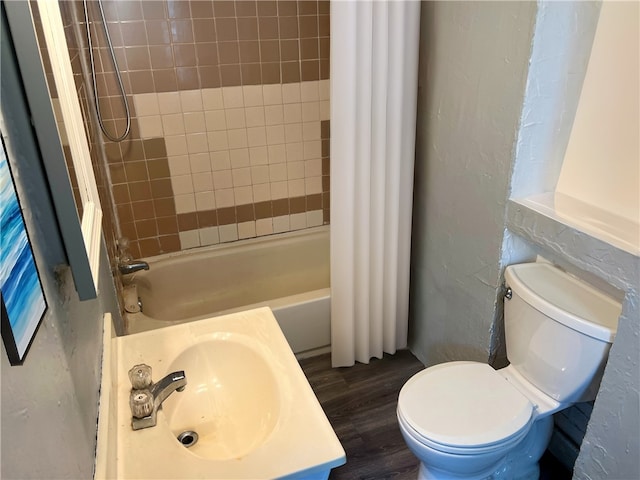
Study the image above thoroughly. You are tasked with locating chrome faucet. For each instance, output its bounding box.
[118,260,149,275]
[129,364,187,430]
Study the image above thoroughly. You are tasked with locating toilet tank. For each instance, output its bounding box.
[504,263,622,403]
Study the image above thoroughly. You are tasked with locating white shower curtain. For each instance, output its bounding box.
[330,0,421,367]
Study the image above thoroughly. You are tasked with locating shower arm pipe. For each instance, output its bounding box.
[83,0,130,143]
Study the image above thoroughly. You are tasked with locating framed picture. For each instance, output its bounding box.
[0,132,47,365]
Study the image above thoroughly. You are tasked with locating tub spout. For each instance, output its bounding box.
[119,260,149,275]
[129,365,187,430]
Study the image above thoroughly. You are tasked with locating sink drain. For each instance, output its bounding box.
[177,430,199,448]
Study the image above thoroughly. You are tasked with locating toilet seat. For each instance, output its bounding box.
[398,361,533,454]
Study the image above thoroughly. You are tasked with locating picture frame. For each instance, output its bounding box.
[0,133,47,365]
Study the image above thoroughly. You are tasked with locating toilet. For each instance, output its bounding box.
[397,262,622,480]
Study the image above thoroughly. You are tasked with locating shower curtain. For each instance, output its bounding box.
[330,0,421,367]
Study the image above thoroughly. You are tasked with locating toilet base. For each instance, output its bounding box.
[410,416,554,480]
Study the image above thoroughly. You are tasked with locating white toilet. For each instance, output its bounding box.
[397,262,622,480]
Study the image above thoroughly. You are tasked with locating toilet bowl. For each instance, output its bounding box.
[397,262,622,480]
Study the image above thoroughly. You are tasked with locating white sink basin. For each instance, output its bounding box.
[95,308,345,479]
[162,335,280,460]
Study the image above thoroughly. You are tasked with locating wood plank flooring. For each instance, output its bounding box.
[299,350,423,479]
[299,350,572,480]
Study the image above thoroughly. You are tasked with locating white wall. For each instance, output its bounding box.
[556,1,640,223]
[410,1,639,478]
[409,1,537,366]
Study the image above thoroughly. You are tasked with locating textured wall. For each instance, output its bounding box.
[0,13,120,477]
[409,1,537,365]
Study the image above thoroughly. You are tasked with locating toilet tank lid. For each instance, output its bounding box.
[504,263,622,342]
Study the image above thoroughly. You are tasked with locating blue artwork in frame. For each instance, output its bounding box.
[0,132,47,365]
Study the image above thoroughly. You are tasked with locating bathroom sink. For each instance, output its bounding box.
[96,307,345,479]
[161,336,280,460]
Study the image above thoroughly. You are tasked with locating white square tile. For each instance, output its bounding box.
[305,158,322,177]
[268,144,286,164]
[307,210,324,227]
[302,102,320,122]
[161,113,185,136]
[238,221,256,239]
[210,150,231,171]
[138,115,163,138]
[251,165,270,184]
[215,188,235,208]
[245,106,265,127]
[219,224,239,243]
[253,183,271,202]
[186,133,209,154]
[212,170,233,190]
[184,112,206,133]
[225,108,246,129]
[262,84,283,105]
[243,85,264,106]
[264,105,284,126]
[303,140,321,160]
[273,215,290,233]
[285,124,303,143]
[189,153,211,173]
[288,178,305,197]
[305,176,322,195]
[270,181,288,199]
[269,163,287,182]
[247,126,267,147]
[168,155,191,176]
[158,92,182,114]
[232,167,252,187]
[227,128,249,149]
[222,86,244,108]
[319,79,330,101]
[285,142,303,162]
[256,218,274,237]
[320,100,330,120]
[171,175,194,195]
[208,131,229,151]
[287,161,305,179]
[199,226,220,246]
[266,125,285,145]
[202,88,224,110]
[205,110,227,131]
[303,121,321,141]
[283,104,302,124]
[180,90,203,113]
[230,148,250,168]
[301,81,320,102]
[175,193,196,214]
[195,191,216,210]
[179,230,200,249]
[192,171,213,192]
[290,212,307,231]
[234,186,253,205]
[133,93,160,116]
[165,135,188,156]
[282,83,301,104]
[249,146,268,166]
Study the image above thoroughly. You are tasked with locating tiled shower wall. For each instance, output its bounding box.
[82,0,331,258]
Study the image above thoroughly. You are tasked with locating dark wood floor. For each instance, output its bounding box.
[299,350,423,479]
[299,350,573,480]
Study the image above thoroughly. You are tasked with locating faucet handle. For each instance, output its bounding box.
[128,364,152,389]
[130,389,154,418]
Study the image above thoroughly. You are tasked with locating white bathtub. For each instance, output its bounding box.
[124,226,331,357]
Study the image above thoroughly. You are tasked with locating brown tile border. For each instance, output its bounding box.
[175,194,329,234]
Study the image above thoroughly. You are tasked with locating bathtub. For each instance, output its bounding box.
[124,226,331,357]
